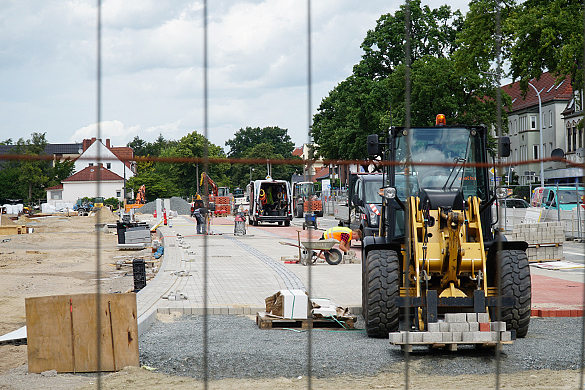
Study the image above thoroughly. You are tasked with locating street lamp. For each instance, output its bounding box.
[528,81,545,187]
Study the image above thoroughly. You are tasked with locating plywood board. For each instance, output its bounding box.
[26,293,138,373]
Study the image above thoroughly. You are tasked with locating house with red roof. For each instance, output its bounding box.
[502,72,574,184]
[45,138,135,206]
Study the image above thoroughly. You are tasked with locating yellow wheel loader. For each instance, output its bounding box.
[363,117,531,339]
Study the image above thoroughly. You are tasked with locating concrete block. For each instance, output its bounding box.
[477,313,489,323]
[423,332,443,343]
[427,322,440,332]
[449,322,469,332]
[390,332,403,344]
[462,332,474,342]
[500,331,512,342]
[490,321,507,332]
[445,313,467,323]
[439,322,450,332]
[466,313,477,322]
[228,307,244,315]
[442,332,453,342]
[404,332,423,343]
[463,331,493,343]
[468,322,479,332]
[452,332,463,342]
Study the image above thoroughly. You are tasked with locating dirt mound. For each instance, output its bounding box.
[16,215,31,224]
[1,215,16,225]
[93,207,119,223]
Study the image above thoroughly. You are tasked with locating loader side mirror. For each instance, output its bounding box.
[352,194,363,207]
[499,136,511,158]
[367,134,380,156]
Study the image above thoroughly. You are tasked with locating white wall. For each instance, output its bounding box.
[60,181,124,205]
[74,141,134,179]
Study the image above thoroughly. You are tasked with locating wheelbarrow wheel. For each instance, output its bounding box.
[324,248,343,265]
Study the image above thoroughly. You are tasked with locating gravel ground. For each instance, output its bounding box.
[140,315,584,380]
[138,197,192,215]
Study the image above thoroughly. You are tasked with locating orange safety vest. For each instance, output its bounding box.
[322,227,352,243]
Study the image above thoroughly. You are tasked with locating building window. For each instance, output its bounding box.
[530,115,537,130]
[533,144,539,160]
[549,110,553,127]
[514,119,518,135]
[542,113,545,128]
[116,190,121,197]
[568,127,573,152]
[107,163,111,169]
[573,126,578,152]
[89,163,94,166]
[51,191,62,200]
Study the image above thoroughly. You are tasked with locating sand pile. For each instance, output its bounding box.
[17,215,32,224]
[1,215,16,225]
[93,207,119,223]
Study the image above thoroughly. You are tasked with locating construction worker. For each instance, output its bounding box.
[193,199,208,234]
[320,226,361,254]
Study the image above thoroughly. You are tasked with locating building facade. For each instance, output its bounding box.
[502,72,574,185]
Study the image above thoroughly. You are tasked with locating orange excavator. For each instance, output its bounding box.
[124,184,146,212]
[200,173,230,216]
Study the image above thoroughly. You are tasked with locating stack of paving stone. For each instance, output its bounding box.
[511,221,564,261]
[389,313,512,351]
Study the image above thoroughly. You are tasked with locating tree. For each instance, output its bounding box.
[506,0,584,91]
[225,126,295,159]
[229,143,299,189]
[312,75,392,160]
[311,2,488,161]
[354,0,463,79]
[162,132,229,197]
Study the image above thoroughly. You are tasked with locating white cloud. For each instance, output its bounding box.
[1,0,473,150]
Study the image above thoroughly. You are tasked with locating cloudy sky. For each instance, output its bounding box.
[0,0,471,153]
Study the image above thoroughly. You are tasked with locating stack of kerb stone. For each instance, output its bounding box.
[389,312,512,345]
[511,221,564,261]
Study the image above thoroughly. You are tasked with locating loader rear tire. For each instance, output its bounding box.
[491,249,531,338]
[363,249,400,338]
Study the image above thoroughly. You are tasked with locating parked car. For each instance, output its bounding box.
[497,198,530,209]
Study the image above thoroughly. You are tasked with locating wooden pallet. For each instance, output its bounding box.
[394,341,513,352]
[256,312,356,330]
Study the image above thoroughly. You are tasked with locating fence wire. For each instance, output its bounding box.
[3,0,583,389]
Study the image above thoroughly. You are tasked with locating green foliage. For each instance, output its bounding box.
[225,127,298,188]
[506,0,584,91]
[104,197,120,210]
[229,143,300,189]
[126,170,181,202]
[225,126,295,158]
[355,0,463,79]
[127,134,176,157]
[310,2,503,161]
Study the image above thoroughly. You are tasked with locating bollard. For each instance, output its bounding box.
[234,213,246,235]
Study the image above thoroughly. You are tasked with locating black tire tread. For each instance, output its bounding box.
[499,249,531,338]
[363,249,400,338]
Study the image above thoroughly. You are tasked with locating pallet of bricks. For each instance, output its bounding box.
[389,312,513,352]
[510,222,564,262]
[214,196,231,216]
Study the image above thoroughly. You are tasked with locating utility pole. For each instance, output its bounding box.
[528,81,545,187]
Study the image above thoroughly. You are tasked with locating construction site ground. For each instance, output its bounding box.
[0,212,583,389]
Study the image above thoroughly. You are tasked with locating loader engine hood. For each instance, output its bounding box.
[419,189,464,211]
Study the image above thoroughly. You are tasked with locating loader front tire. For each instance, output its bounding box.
[492,249,531,338]
[363,249,400,338]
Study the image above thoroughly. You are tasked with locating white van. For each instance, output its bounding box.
[248,177,292,226]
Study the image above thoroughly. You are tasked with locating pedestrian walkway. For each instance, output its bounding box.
[136,215,362,334]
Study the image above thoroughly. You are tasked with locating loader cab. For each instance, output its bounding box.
[380,125,493,243]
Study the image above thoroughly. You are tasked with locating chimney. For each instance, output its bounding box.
[106,139,110,148]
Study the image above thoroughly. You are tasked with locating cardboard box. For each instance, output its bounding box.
[280,290,308,319]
